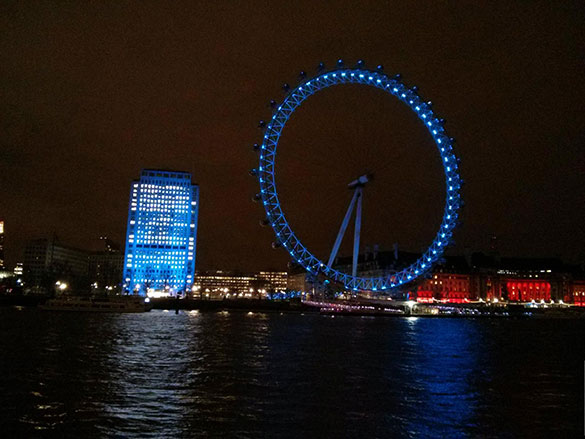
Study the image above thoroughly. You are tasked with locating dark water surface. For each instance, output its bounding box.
[0,308,582,438]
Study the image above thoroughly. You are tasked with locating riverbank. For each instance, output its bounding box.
[1,294,584,318]
[0,294,316,313]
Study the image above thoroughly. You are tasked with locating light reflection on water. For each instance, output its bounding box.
[402,318,480,436]
[0,308,582,438]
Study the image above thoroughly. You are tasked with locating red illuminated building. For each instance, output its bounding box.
[505,280,551,302]
[325,249,585,305]
[413,273,472,303]
[408,255,476,304]
[405,253,584,305]
[571,281,585,306]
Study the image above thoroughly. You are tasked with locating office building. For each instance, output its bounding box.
[256,271,288,292]
[23,237,89,292]
[193,270,256,298]
[192,270,288,299]
[123,169,199,296]
[89,238,124,293]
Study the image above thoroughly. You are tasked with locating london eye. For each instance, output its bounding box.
[251,59,462,293]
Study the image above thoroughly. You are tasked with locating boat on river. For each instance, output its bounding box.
[40,295,151,313]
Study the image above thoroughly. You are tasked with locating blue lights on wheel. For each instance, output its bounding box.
[254,61,462,292]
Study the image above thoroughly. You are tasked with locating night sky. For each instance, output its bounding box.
[1,2,584,272]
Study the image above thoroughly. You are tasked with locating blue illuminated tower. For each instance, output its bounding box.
[123,170,199,296]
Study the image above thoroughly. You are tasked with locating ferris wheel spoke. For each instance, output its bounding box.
[352,187,363,278]
[327,188,359,268]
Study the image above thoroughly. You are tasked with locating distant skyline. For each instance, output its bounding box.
[1,2,584,271]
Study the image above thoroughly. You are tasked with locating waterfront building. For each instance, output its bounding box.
[286,271,312,294]
[414,273,472,303]
[193,270,256,298]
[392,253,579,304]
[289,249,585,305]
[89,237,124,293]
[486,257,567,303]
[192,270,288,299]
[89,255,124,294]
[89,253,124,292]
[256,271,288,292]
[571,281,585,306]
[123,169,199,296]
[504,280,551,302]
[410,255,473,303]
[23,237,89,292]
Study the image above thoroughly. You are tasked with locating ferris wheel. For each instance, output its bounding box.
[251,59,462,292]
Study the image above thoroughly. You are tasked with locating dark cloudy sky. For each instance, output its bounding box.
[1,1,584,271]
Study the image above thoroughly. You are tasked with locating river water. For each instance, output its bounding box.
[0,307,582,438]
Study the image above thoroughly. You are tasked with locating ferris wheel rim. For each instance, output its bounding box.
[255,64,462,292]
